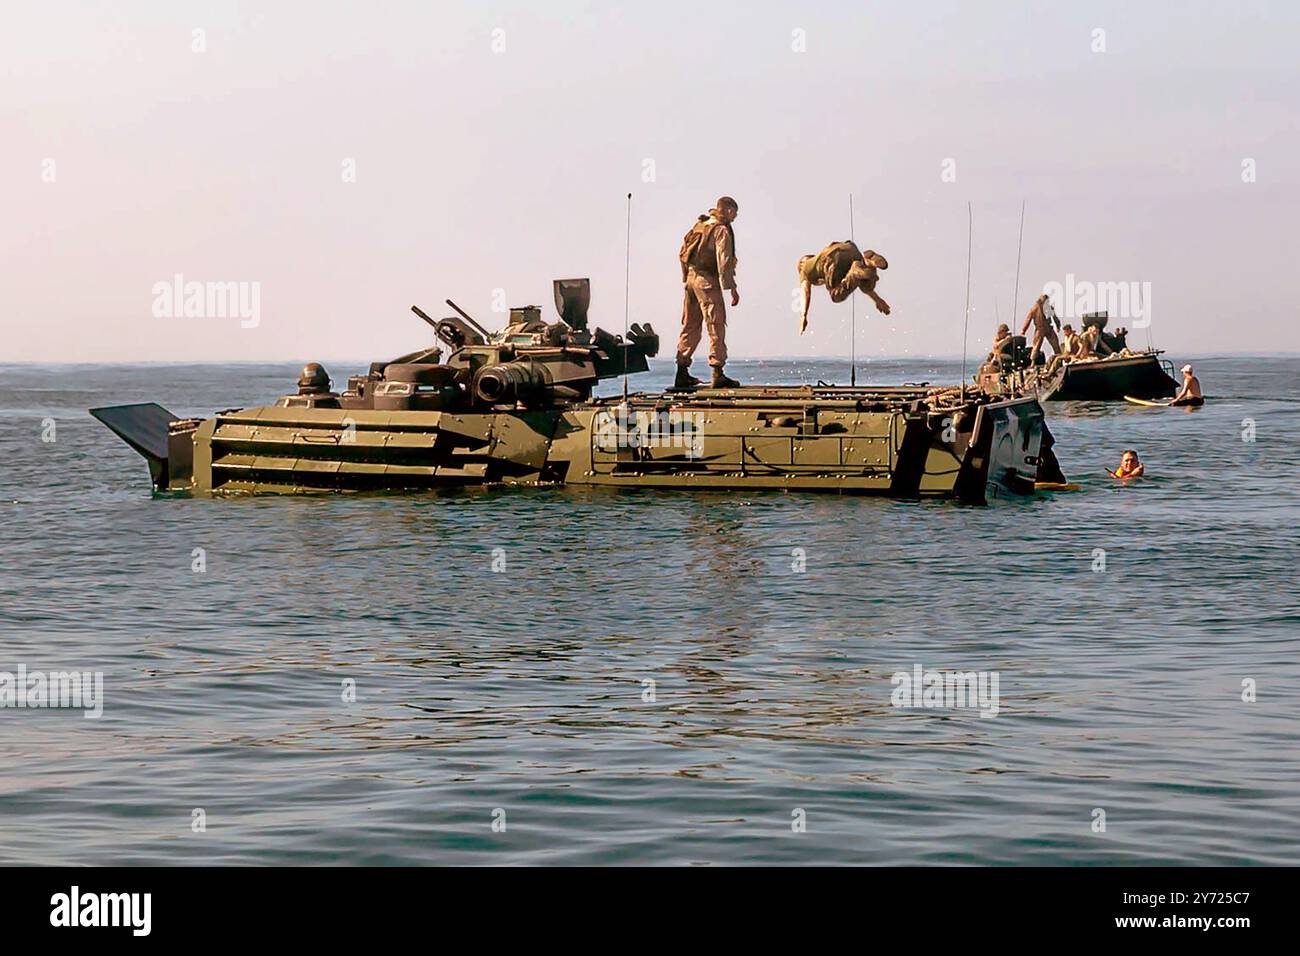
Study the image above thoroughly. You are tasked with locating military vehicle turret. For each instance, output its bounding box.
[93,279,1065,504]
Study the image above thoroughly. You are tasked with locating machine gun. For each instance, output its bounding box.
[310,279,658,412]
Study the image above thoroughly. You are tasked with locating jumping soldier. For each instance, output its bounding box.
[796,241,889,335]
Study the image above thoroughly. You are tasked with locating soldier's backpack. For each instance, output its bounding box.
[678,216,712,280]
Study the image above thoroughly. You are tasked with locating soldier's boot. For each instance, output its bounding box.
[674,364,702,389]
[711,366,740,389]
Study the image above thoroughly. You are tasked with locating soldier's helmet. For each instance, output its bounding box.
[297,363,331,394]
[715,196,738,211]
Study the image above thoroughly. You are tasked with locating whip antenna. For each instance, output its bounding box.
[1011,199,1025,329]
[623,192,632,401]
[849,193,857,387]
[1140,276,1152,351]
[961,202,973,401]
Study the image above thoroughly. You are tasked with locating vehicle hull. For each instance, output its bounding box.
[93,387,1059,505]
[1046,352,1178,400]
[976,350,1178,402]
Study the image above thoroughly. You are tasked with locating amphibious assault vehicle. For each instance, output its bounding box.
[93,279,1065,504]
[976,311,1179,401]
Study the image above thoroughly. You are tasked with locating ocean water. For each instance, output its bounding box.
[0,356,1296,865]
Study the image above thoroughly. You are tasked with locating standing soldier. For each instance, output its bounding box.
[1020,292,1061,361]
[676,196,740,389]
[796,241,890,335]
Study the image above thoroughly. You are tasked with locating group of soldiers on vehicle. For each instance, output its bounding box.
[669,198,1201,415]
[981,294,1135,376]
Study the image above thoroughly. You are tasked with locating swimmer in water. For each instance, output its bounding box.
[1107,449,1144,479]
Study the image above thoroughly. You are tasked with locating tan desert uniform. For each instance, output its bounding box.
[677,216,737,368]
[1022,297,1061,357]
[799,241,880,303]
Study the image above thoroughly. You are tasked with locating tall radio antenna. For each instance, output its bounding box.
[1011,199,1026,327]
[849,193,857,387]
[1140,275,1152,351]
[960,202,973,401]
[622,191,632,401]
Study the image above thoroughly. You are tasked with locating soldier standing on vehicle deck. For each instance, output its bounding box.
[675,196,740,389]
[1021,292,1062,361]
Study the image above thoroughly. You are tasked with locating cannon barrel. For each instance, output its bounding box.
[474,362,549,405]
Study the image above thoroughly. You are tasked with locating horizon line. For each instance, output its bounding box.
[0,350,1294,367]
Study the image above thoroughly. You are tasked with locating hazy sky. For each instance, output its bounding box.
[4,1,1297,362]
